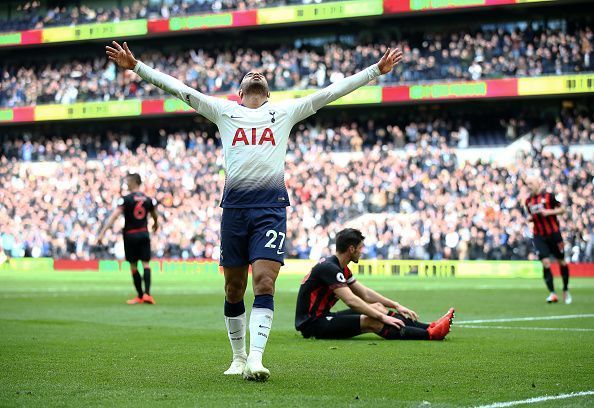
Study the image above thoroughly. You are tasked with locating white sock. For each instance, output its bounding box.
[248,307,274,364]
[225,312,246,360]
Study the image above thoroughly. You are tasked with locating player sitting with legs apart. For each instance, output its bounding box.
[97,173,159,305]
[295,229,454,341]
[105,40,404,380]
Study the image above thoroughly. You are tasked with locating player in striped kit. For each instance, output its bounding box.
[106,40,403,381]
[524,175,571,304]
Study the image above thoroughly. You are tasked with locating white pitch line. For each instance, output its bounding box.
[458,325,594,332]
[475,390,594,408]
[458,314,594,324]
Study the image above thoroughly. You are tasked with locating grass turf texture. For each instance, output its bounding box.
[1,271,593,407]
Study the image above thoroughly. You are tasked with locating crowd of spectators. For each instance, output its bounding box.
[1,118,592,262]
[538,109,594,145]
[1,21,592,107]
[2,107,590,161]
[0,0,328,33]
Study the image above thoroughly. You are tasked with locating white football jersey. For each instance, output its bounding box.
[134,61,381,208]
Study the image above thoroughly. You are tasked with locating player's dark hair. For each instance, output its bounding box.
[127,173,142,185]
[335,228,365,253]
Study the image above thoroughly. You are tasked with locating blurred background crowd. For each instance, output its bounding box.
[1,20,592,108]
[0,0,330,33]
[1,114,592,262]
[1,0,592,264]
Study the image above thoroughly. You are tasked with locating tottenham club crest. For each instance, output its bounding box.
[269,110,276,123]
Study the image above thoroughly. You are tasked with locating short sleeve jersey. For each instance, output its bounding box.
[525,191,561,236]
[117,192,157,234]
[294,255,356,329]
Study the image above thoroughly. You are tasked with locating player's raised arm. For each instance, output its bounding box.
[105,41,225,123]
[286,47,403,124]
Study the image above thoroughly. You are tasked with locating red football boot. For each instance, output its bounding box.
[142,294,156,305]
[427,308,455,340]
[429,307,455,328]
[126,297,144,305]
[427,317,451,340]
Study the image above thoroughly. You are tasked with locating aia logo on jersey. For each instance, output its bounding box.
[232,127,276,146]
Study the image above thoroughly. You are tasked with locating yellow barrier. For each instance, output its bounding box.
[353,260,457,277]
[282,259,541,278]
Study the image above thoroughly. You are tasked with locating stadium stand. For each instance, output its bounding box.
[1,20,592,107]
[1,113,592,262]
[0,0,331,33]
[0,1,592,266]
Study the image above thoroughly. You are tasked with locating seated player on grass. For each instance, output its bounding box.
[295,228,454,340]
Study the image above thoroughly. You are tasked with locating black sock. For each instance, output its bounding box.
[132,271,143,298]
[378,324,429,340]
[560,264,569,291]
[143,268,151,295]
[388,311,430,329]
[543,266,555,292]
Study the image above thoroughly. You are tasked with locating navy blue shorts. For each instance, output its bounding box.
[220,207,287,267]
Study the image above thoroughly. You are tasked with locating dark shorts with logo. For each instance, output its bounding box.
[298,310,362,339]
[220,207,287,267]
[533,232,564,260]
[123,231,151,264]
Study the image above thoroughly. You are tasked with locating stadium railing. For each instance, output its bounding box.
[0,0,569,49]
[2,73,593,125]
[3,258,594,278]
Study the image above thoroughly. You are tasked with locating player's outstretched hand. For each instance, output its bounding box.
[105,41,137,70]
[377,47,403,75]
[381,314,405,329]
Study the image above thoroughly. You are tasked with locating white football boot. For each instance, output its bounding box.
[242,356,270,382]
[224,356,246,375]
[563,291,572,305]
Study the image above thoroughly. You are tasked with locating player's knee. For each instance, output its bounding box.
[541,258,551,268]
[559,259,567,266]
[252,268,277,294]
[225,280,246,302]
[253,274,276,295]
[360,316,383,333]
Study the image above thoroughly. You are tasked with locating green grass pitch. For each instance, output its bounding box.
[1,270,593,407]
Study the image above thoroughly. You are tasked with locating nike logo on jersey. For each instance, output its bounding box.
[229,330,241,335]
[258,325,271,329]
[230,115,243,119]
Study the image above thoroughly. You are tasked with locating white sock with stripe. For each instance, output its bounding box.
[248,307,274,365]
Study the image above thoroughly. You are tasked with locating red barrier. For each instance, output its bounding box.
[54,259,99,271]
[551,263,594,277]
